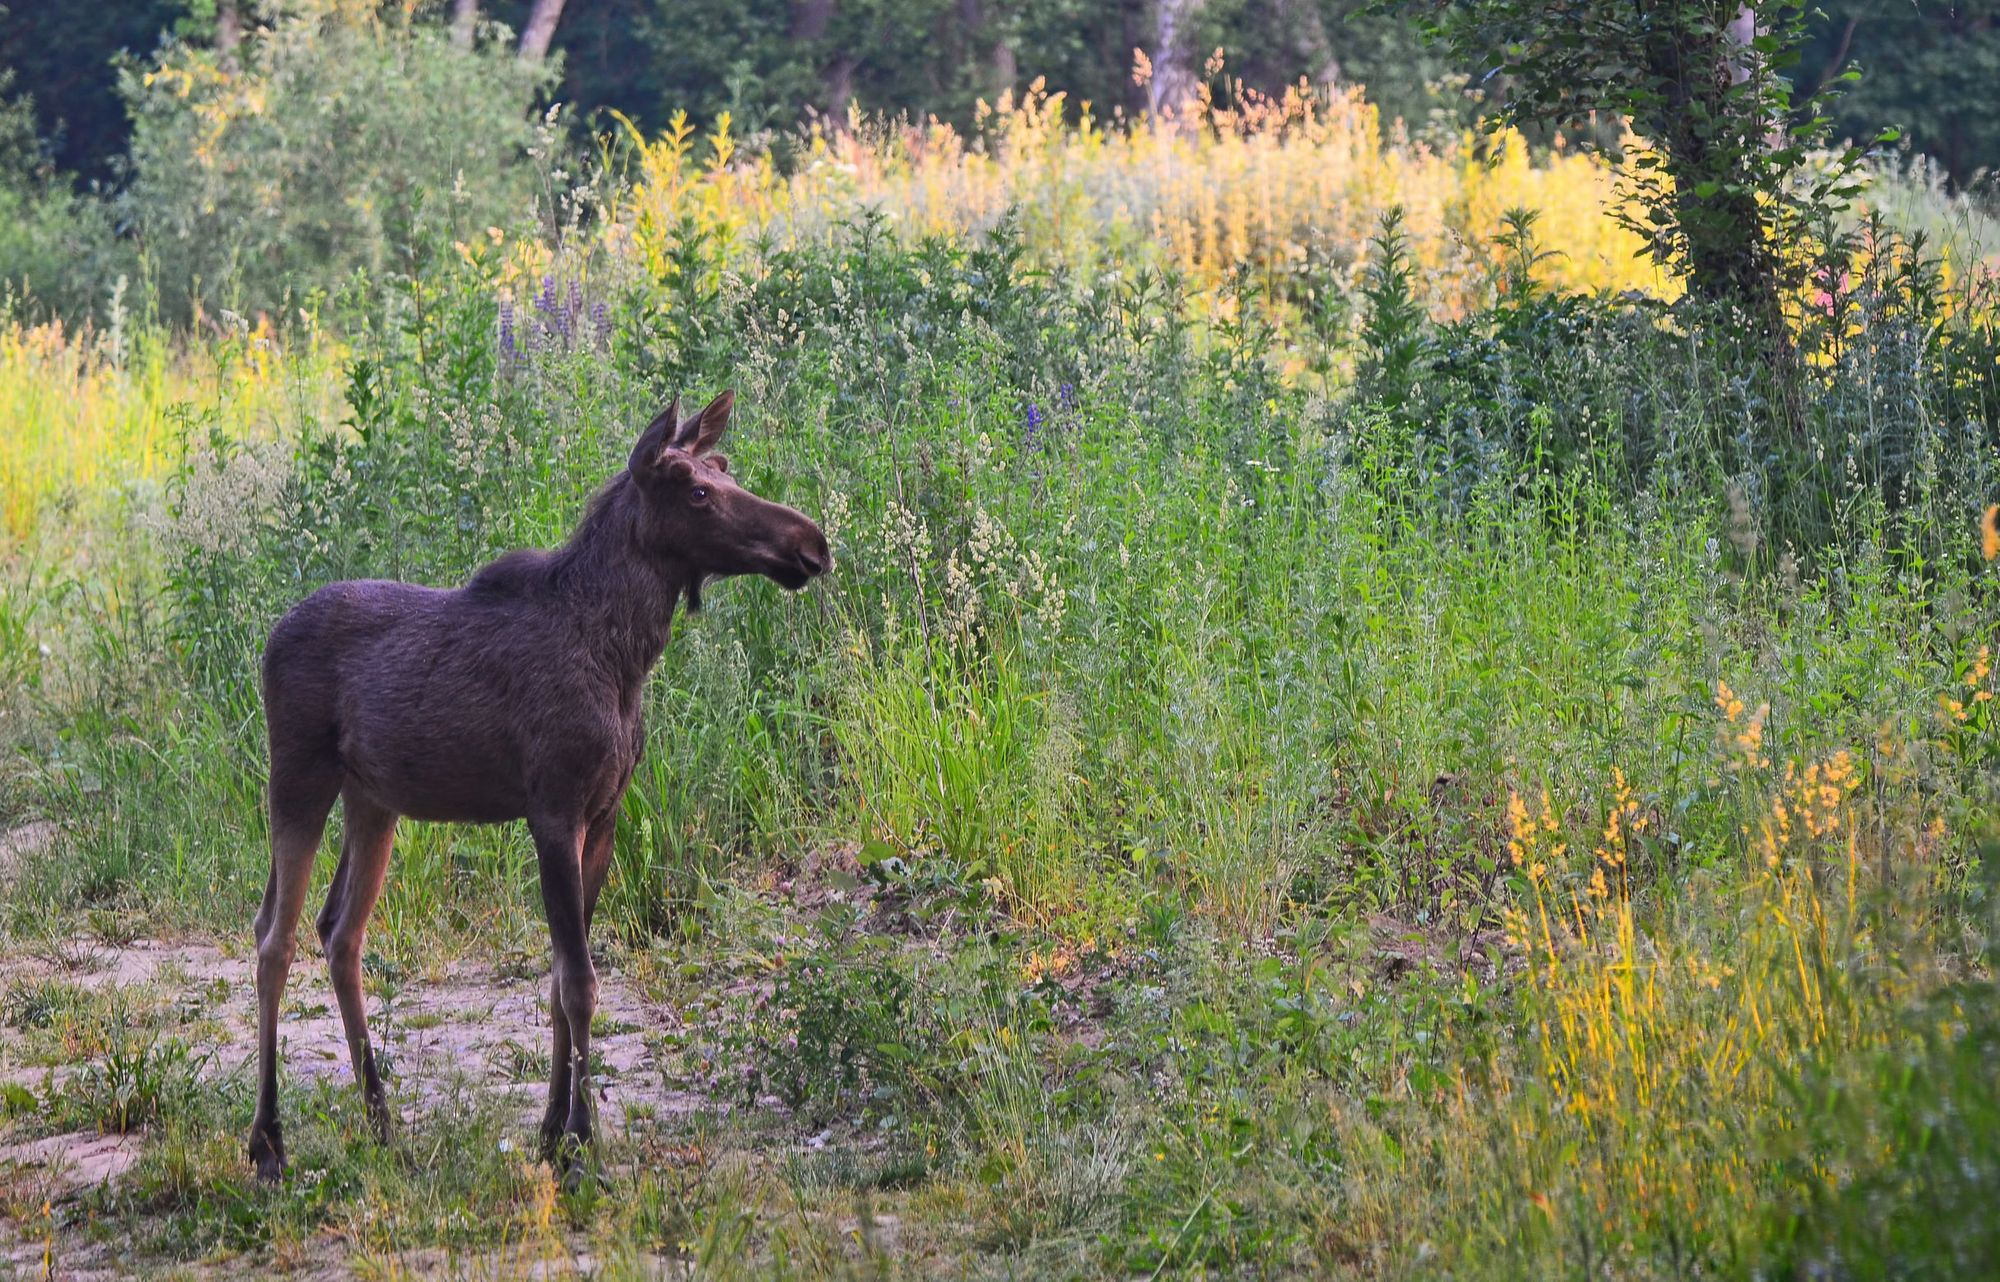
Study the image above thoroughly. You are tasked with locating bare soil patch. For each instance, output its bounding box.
[0,936,697,1188]
[0,1131,141,1191]
[0,819,58,885]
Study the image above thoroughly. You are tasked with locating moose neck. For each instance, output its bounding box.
[551,475,691,693]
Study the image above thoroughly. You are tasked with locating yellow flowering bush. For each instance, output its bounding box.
[609,79,1669,322]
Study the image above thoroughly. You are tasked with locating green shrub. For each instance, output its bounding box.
[119,1,556,321]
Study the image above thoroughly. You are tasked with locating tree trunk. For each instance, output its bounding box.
[791,0,835,42]
[1641,8,1783,324]
[1282,0,1338,88]
[1726,5,1758,85]
[824,54,859,118]
[1147,0,1201,116]
[217,0,242,73]
[956,0,1017,100]
[789,0,858,120]
[990,41,1017,98]
[518,0,568,62]
[1726,4,1783,145]
[452,0,480,49]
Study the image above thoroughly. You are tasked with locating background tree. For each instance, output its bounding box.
[1191,0,1464,131]
[516,0,566,60]
[0,70,126,317]
[1399,0,1869,324]
[216,0,243,68]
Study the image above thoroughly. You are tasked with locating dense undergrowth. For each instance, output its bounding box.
[3,39,2000,1279]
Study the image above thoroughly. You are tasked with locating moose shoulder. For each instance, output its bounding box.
[247,390,829,1183]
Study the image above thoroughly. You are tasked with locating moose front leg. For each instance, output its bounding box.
[539,812,616,1162]
[530,811,600,1184]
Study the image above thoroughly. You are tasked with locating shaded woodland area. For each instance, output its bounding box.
[5,1,1996,189]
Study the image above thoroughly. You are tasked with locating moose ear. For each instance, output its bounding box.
[628,394,681,478]
[671,389,734,456]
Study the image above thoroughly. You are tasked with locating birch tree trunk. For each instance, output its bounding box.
[1146,0,1201,116]
[1727,5,1758,85]
[1726,7,1786,147]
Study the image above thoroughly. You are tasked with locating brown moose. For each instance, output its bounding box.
[247,390,828,1182]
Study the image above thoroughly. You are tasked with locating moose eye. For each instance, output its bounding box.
[690,486,710,504]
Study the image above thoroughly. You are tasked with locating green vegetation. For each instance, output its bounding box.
[121,6,559,320]
[0,3,1997,1279]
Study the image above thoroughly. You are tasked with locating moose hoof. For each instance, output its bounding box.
[557,1149,609,1196]
[537,1102,567,1164]
[248,1124,287,1183]
[547,1132,602,1193]
[365,1097,397,1146]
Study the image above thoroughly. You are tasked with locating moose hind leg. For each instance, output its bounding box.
[318,791,399,1140]
[249,759,339,1182]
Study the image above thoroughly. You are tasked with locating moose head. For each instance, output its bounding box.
[625,390,830,609]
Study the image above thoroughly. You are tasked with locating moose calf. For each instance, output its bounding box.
[248,390,828,1182]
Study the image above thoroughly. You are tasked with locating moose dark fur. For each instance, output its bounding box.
[247,390,828,1182]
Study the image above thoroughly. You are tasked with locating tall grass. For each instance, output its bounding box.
[18,209,1983,948]
[0,311,338,546]
[1316,717,1998,1276]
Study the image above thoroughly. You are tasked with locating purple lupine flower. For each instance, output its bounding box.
[591,299,611,338]
[1023,401,1045,450]
[1058,382,1076,412]
[498,297,517,364]
[535,274,558,316]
